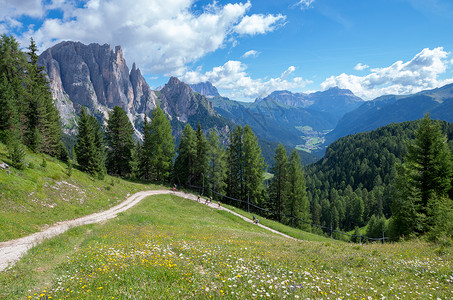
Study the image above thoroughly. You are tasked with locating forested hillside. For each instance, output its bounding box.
[305,119,453,237]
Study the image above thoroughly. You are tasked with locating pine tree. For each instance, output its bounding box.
[243,125,266,205]
[392,114,453,236]
[287,149,311,230]
[173,124,197,186]
[24,38,61,155]
[194,123,209,187]
[74,108,105,176]
[268,143,289,222]
[105,106,135,177]
[138,117,153,181]
[0,35,27,144]
[206,129,227,197]
[0,73,18,143]
[149,106,175,182]
[226,125,244,201]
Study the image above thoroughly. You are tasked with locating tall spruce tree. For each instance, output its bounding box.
[194,123,209,187]
[226,125,244,201]
[138,117,153,181]
[207,129,227,197]
[0,73,18,143]
[0,35,27,145]
[74,108,105,177]
[268,143,289,222]
[105,106,135,177]
[392,114,453,236]
[24,38,61,155]
[173,124,197,186]
[149,106,175,182]
[243,125,266,205]
[287,149,311,230]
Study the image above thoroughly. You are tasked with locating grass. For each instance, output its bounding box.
[1,194,452,299]
[221,203,334,242]
[0,142,157,242]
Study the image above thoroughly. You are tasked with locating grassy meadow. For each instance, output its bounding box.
[1,194,452,299]
[0,142,157,242]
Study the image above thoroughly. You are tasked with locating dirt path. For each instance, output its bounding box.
[0,189,297,272]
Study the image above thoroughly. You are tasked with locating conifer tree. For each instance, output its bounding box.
[226,125,244,201]
[138,117,153,181]
[287,149,311,230]
[105,106,135,177]
[149,106,175,182]
[243,125,266,205]
[173,124,197,186]
[0,35,27,144]
[194,123,209,187]
[206,129,227,197]
[74,108,105,176]
[0,73,18,143]
[24,38,61,155]
[392,114,453,236]
[268,143,289,222]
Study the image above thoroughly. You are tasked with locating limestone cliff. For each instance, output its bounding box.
[38,41,157,134]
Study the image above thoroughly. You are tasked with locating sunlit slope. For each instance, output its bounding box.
[0,142,156,242]
[1,194,451,299]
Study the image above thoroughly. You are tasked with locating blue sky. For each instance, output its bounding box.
[2,0,453,101]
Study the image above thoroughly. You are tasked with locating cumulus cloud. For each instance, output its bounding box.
[241,50,260,58]
[0,0,44,20]
[321,47,453,100]
[6,0,286,76]
[354,63,369,71]
[234,13,286,35]
[181,61,311,100]
[296,0,315,10]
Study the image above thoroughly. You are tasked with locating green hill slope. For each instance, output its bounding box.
[0,142,156,241]
[1,194,452,299]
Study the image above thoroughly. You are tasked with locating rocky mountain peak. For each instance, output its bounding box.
[38,41,157,134]
[160,77,216,123]
[189,81,221,98]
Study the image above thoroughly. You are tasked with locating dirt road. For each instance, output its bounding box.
[0,189,297,272]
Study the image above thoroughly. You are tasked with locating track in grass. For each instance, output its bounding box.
[0,189,298,272]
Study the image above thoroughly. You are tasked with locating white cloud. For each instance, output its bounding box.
[181,61,311,100]
[354,63,369,71]
[0,0,44,20]
[234,13,286,36]
[241,50,260,58]
[296,0,315,10]
[321,47,453,100]
[8,0,286,76]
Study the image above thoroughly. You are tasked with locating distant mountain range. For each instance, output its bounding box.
[201,87,364,154]
[327,83,453,144]
[38,41,453,164]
